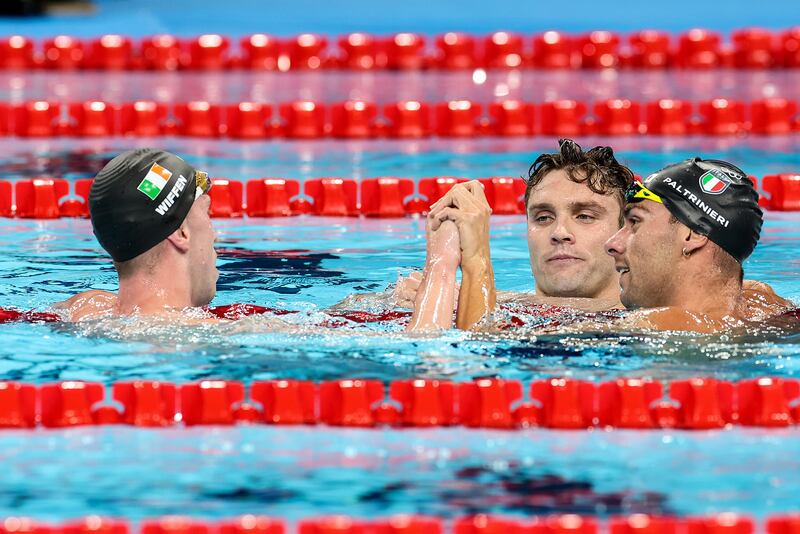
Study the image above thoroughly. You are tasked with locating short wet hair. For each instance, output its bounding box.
[525,139,635,225]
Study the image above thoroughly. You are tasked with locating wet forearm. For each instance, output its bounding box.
[406,261,458,331]
[456,258,496,330]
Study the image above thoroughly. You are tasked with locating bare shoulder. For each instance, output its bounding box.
[55,290,117,321]
[622,307,727,333]
[739,279,793,319]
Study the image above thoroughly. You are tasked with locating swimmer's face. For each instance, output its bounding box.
[526,169,622,299]
[185,195,218,306]
[605,201,685,309]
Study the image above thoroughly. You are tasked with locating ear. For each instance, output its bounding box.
[165,221,190,253]
[682,229,708,255]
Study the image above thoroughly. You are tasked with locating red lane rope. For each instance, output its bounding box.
[2,29,800,70]
[0,376,798,430]
[1,173,797,220]
[2,512,799,533]
[1,98,798,139]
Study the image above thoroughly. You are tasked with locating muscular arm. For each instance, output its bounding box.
[407,220,460,332]
[457,255,496,330]
[428,180,497,331]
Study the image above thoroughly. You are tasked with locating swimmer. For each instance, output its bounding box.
[410,146,792,332]
[605,157,792,332]
[56,148,220,321]
[407,139,634,331]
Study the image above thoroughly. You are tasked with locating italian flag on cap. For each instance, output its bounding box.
[137,162,173,201]
[699,171,729,195]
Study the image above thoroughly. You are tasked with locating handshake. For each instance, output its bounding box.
[401,181,498,332]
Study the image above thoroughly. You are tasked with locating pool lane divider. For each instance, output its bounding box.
[2,28,800,70]
[1,174,798,220]
[2,98,800,139]
[1,377,799,430]
[2,512,800,534]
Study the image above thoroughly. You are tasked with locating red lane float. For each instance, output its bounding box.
[43,36,85,69]
[675,29,722,69]
[331,101,378,139]
[532,31,574,68]
[5,30,800,71]
[579,31,620,69]
[629,30,671,68]
[478,177,525,214]
[646,99,692,135]
[289,34,328,70]
[0,36,34,69]
[304,178,358,216]
[141,35,182,71]
[360,177,415,217]
[120,101,168,136]
[338,33,379,70]
[226,102,273,139]
[86,35,133,70]
[484,32,525,69]
[435,33,477,70]
[4,516,800,534]
[245,178,301,217]
[240,34,280,71]
[3,169,800,221]
[762,173,800,211]
[383,101,431,138]
[0,376,798,429]
[208,179,244,218]
[488,100,535,136]
[187,34,231,70]
[0,98,796,138]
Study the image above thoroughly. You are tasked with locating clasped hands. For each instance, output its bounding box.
[393,180,492,308]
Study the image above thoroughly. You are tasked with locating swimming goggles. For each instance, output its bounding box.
[625,181,663,204]
[194,170,212,199]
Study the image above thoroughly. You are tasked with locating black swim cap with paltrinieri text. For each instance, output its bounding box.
[89,148,202,262]
[633,157,763,263]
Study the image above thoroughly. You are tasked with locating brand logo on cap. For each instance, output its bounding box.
[699,170,730,195]
[137,163,173,201]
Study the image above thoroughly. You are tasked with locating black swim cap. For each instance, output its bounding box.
[89,148,205,262]
[628,158,763,263]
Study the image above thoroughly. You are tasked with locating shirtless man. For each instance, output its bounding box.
[57,148,218,321]
[606,157,791,332]
[410,149,792,332]
[408,139,634,331]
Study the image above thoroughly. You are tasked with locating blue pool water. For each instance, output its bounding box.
[0,12,799,519]
[0,140,798,520]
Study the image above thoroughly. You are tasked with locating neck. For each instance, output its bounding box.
[535,280,622,309]
[665,262,741,317]
[115,266,192,315]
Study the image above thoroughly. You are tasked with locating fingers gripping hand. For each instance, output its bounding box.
[428,181,492,265]
[392,271,423,308]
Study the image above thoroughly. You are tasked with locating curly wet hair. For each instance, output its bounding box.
[524,139,635,224]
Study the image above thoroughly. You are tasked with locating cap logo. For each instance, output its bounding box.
[137,163,173,201]
[699,170,730,195]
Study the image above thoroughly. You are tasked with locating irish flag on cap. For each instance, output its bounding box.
[699,170,730,195]
[137,162,173,201]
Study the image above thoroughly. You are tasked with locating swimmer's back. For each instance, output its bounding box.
[54,290,117,322]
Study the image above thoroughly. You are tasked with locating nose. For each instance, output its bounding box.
[550,218,574,245]
[605,226,627,258]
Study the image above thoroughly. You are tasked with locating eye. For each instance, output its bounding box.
[576,212,596,222]
[533,214,553,224]
[626,215,641,227]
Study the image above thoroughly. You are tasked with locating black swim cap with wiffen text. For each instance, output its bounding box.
[89,148,201,262]
[630,157,763,263]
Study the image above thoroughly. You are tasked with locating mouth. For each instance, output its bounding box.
[616,264,630,275]
[547,254,582,264]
